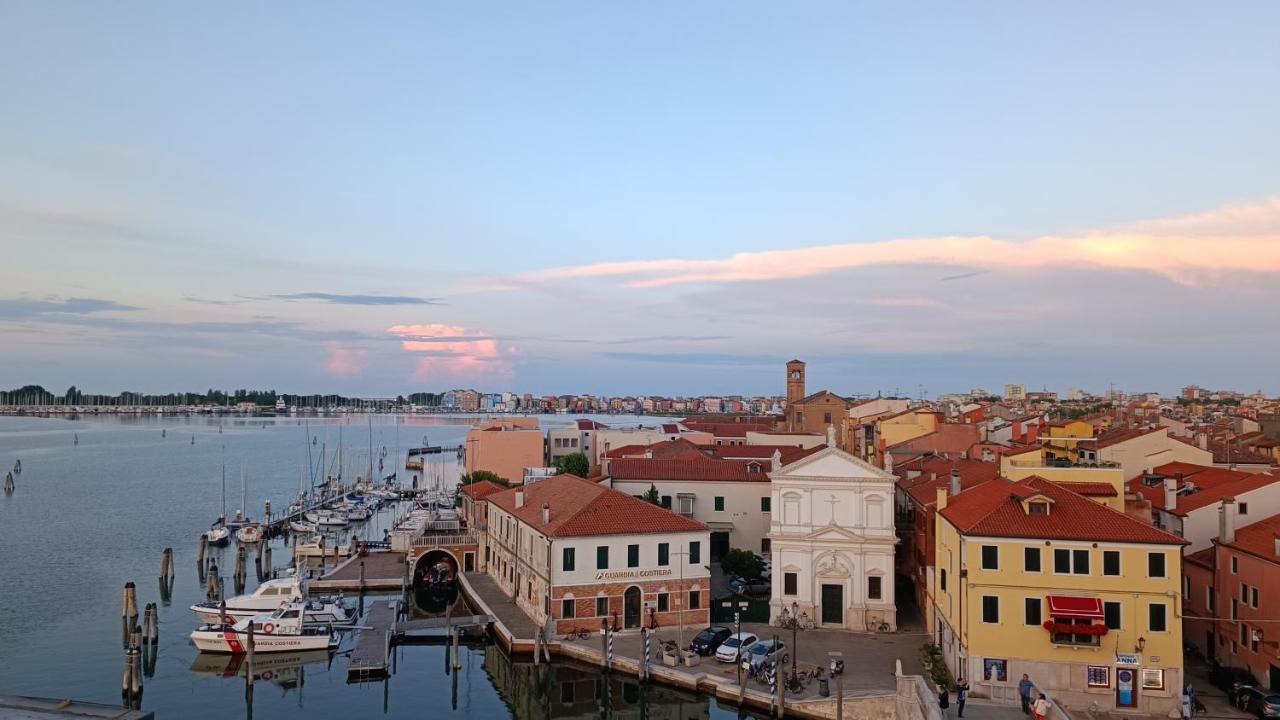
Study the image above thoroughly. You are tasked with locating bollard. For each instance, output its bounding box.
[263,545,272,575]
[121,648,133,701]
[160,547,174,581]
[359,561,366,592]
[607,627,614,671]
[533,630,541,666]
[123,582,138,624]
[452,626,461,670]
[246,623,255,688]
[148,603,159,645]
[638,627,646,681]
[197,535,207,566]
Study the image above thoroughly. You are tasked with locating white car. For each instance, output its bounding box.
[714,631,759,663]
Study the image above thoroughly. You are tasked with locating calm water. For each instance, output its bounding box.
[0,414,745,719]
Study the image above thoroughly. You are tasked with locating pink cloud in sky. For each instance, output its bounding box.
[531,197,1280,288]
[387,323,515,384]
[323,343,370,378]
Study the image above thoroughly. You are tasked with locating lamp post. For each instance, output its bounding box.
[776,601,803,683]
[673,545,688,653]
[829,651,844,720]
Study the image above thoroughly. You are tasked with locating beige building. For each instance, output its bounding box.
[464,419,545,484]
[782,360,852,441]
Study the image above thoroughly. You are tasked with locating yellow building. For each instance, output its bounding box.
[872,408,940,467]
[1042,420,1095,463]
[933,476,1187,716]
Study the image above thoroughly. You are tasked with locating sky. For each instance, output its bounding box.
[2,2,1279,398]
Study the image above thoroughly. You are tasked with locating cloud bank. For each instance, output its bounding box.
[532,198,1280,288]
[387,323,516,384]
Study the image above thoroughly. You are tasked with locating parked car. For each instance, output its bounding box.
[740,638,789,675]
[714,632,759,663]
[1238,687,1280,718]
[689,626,732,656]
[729,576,769,596]
[1210,665,1260,703]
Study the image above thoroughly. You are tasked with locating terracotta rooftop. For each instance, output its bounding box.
[886,423,981,454]
[603,438,710,461]
[1130,464,1277,515]
[939,476,1187,545]
[680,421,776,438]
[487,474,707,538]
[461,480,506,500]
[1225,513,1280,564]
[708,444,825,463]
[902,461,1002,508]
[1078,425,1166,450]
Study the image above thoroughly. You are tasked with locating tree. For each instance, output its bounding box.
[643,483,660,505]
[555,452,590,478]
[460,470,507,487]
[720,548,763,580]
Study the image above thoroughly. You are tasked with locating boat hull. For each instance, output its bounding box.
[190,628,336,654]
[191,604,351,626]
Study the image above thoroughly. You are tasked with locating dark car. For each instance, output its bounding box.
[1237,687,1280,718]
[689,626,732,656]
[729,576,770,596]
[1210,665,1260,703]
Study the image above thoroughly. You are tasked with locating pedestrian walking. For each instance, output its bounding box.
[1018,674,1034,715]
[956,677,969,718]
[938,684,951,718]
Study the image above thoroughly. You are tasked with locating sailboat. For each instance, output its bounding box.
[234,465,262,543]
[205,464,231,546]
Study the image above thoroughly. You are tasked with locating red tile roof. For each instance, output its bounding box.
[1226,513,1280,563]
[680,421,776,438]
[1129,464,1277,514]
[886,424,981,455]
[708,445,824,464]
[486,474,707,538]
[939,476,1186,545]
[607,458,772,483]
[1056,481,1119,497]
[902,463,1001,508]
[1185,547,1215,569]
[461,480,506,500]
[603,438,711,461]
[1078,425,1165,450]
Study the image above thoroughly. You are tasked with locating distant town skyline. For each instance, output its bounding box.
[3,3,1280,395]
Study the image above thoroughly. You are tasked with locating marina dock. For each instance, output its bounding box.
[0,695,153,720]
[310,551,408,592]
[346,599,492,681]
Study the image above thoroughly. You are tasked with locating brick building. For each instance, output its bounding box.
[484,474,710,635]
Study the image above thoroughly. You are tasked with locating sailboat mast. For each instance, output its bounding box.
[367,414,374,485]
[220,462,226,522]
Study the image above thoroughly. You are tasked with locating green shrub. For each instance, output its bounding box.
[918,643,954,689]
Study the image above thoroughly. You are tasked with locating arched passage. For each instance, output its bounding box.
[413,549,459,588]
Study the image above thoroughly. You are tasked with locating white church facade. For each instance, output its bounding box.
[767,443,899,632]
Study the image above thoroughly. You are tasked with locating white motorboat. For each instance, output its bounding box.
[344,505,372,522]
[236,524,264,544]
[304,509,348,527]
[190,576,307,623]
[190,605,339,654]
[205,524,231,547]
[292,534,352,559]
[289,520,317,534]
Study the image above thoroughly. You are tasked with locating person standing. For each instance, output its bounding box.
[956,677,969,718]
[1018,674,1034,714]
[1033,693,1050,720]
[938,683,951,718]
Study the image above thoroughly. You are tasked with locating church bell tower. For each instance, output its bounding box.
[786,359,806,406]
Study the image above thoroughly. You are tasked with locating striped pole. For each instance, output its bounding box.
[769,660,778,717]
[606,627,614,672]
[643,628,651,682]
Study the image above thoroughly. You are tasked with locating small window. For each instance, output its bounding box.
[627,544,639,568]
[1231,557,1238,574]
[1207,586,1216,613]
[563,547,576,572]
[658,543,669,567]
[714,496,725,512]
[1149,603,1168,632]
[981,545,999,570]
[596,597,608,616]
[1028,501,1049,516]
[940,568,947,592]
[661,495,672,509]
[1025,598,1042,626]
[1148,552,1166,578]
[761,538,771,554]
[689,541,701,565]
[783,572,798,596]
[1087,666,1111,688]
[1104,601,1121,630]
[1024,547,1041,573]
[823,412,832,424]
[657,593,669,612]
[1103,551,1120,576]
[562,598,575,618]
[1054,549,1071,574]
[868,576,882,600]
[1073,549,1090,575]
[982,596,1000,624]
[1238,502,1248,515]
[761,496,771,512]
[596,546,609,570]
[689,590,700,609]
[1251,587,1259,608]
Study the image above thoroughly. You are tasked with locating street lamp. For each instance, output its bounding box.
[776,600,803,682]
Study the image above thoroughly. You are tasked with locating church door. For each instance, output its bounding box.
[821,584,844,625]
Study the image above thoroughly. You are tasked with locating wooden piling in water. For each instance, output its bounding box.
[123,582,138,623]
[160,547,174,581]
[246,623,255,688]
[359,560,366,592]
[196,535,207,566]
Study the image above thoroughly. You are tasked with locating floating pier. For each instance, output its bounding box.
[346,600,492,681]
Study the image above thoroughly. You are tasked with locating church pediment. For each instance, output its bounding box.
[805,525,865,541]
[775,446,894,480]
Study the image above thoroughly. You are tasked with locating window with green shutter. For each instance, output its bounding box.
[596,546,609,570]
[658,543,669,566]
[627,544,639,568]
[714,496,725,511]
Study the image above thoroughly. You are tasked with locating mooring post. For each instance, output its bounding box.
[640,627,649,682]
[196,535,207,567]
[600,618,609,670]
[246,623,256,688]
[160,547,174,581]
[123,582,138,624]
[121,646,133,702]
[264,499,271,526]
[452,627,461,670]
[359,560,366,593]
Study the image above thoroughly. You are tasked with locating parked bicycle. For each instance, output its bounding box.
[561,628,591,641]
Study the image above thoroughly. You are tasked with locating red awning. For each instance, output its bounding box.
[1047,595,1104,619]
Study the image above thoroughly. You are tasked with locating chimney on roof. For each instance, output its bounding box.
[1163,477,1178,511]
[1220,497,1237,545]
[515,490,525,509]
[542,503,550,525]
[771,449,782,473]
[950,468,962,497]
[1274,536,1280,558]
[1197,432,1209,450]
[936,486,948,511]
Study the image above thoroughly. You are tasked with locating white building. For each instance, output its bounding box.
[768,444,899,631]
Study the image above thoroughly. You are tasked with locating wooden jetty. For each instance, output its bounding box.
[310,551,408,592]
[346,599,492,681]
[0,695,153,719]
